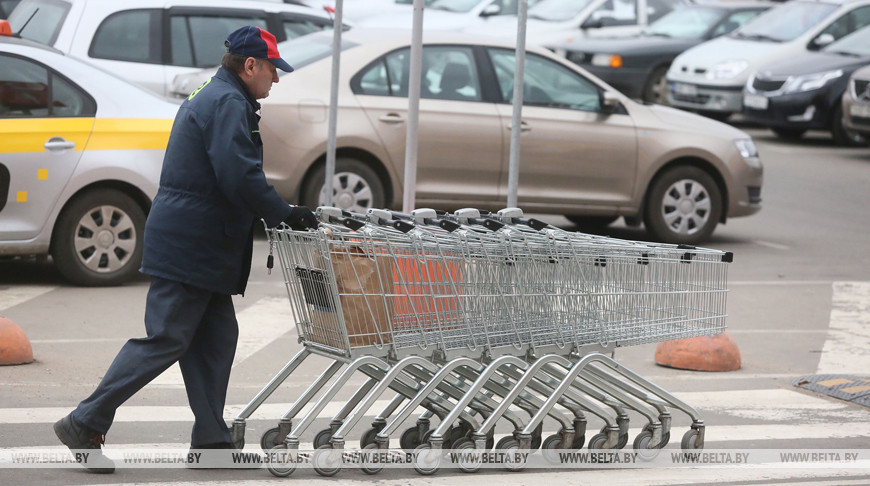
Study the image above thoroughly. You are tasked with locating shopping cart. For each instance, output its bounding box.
[236,207,731,477]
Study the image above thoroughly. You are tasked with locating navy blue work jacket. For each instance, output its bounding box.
[141,67,291,295]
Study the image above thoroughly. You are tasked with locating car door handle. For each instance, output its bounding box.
[506,122,531,132]
[378,113,404,124]
[44,137,76,151]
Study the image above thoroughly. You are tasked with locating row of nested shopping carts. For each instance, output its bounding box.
[232,207,733,477]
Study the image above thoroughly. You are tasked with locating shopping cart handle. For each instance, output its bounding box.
[433,219,461,232]
[526,218,550,231]
[482,219,505,231]
[342,218,366,231]
[393,220,415,233]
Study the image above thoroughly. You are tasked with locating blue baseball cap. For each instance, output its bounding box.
[225,26,294,73]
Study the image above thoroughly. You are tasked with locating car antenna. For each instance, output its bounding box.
[12,8,39,38]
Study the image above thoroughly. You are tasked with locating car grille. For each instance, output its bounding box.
[854,79,870,100]
[752,77,786,92]
[748,186,762,205]
[566,52,591,64]
[672,93,711,104]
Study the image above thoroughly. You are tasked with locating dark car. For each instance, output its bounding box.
[742,25,870,146]
[549,2,770,104]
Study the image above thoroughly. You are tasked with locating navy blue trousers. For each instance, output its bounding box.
[73,276,238,447]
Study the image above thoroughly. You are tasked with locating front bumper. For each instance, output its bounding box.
[667,81,743,114]
[842,96,870,137]
[741,90,835,131]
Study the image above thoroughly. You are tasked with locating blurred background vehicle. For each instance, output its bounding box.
[6,0,344,98]
[173,28,763,244]
[465,0,687,46]
[666,0,870,121]
[0,36,177,285]
[550,1,771,105]
[841,63,870,138]
[742,25,870,146]
[357,0,540,32]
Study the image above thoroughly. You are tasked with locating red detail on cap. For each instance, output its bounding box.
[257,27,280,60]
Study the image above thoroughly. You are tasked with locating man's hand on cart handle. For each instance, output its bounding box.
[284,205,318,230]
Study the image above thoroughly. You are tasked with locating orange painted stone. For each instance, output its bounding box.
[0,317,34,365]
[654,332,740,372]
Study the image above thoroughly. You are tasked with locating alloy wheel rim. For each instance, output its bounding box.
[660,178,711,236]
[73,205,136,273]
[319,171,375,213]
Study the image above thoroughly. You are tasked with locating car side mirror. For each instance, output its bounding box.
[481,4,502,17]
[601,91,621,114]
[811,33,835,50]
[581,18,604,29]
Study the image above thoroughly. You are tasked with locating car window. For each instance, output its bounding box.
[529,0,596,22]
[171,14,268,68]
[489,48,601,112]
[589,0,638,26]
[818,5,870,42]
[355,46,482,102]
[736,1,836,42]
[823,22,870,56]
[283,17,332,40]
[7,0,70,45]
[646,0,681,24]
[710,9,764,38]
[645,6,724,39]
[0,53,95,118]
[90,9,162,64]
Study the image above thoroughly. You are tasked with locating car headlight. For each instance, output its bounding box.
[591,54,623,68]
[705,60,749,80]
[782,69,843,94]
[734,138,761,168]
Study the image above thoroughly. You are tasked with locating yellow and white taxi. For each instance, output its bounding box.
[0,35,176,285]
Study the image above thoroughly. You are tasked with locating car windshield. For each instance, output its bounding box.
[823,25,870,57]
[429,0,482,13]
[644,7,724,39]
[7,0,70,46]
[733,1,836,42]
[529,0,595,22]
[274,34,358,73]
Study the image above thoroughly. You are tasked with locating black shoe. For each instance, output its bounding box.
[187,442,262,469]
[53,414,115,473]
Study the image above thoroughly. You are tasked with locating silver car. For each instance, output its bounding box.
[174,29,763,244]
[842,64,870,139]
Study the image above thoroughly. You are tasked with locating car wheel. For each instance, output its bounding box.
[644,166,722,244]
[51,189,146,286]
[642,66,670,106]
[831,105,867,147]
[771,127,806,140]
[301,157,386,213]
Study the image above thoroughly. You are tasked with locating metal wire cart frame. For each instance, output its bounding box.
[231,207,732,477]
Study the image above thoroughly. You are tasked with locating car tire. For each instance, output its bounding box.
[830,105,867,147]
[644,166,722,245]
[771,127,806,140]
[51,189,146,286]
[300,157,386,213]
[642,66,670,106]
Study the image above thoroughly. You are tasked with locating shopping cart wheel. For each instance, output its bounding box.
[680,429,703,451]
[599,426,628,449]
[540,434,562,464]
[632,431,661,461]
[312,444,342,477]
[451,439,481,473]
[313,428,332,449]
[413,444,441,475]
[494,436,515,451]
[495,438,526,472]
[265,445,296,477]
[260,427,283,451]
[642,424,669,449]
[359,427,379,449]
[571,434,586,450]
[360,443,383,475]
[587,433,609,450]
[400,427,423,451]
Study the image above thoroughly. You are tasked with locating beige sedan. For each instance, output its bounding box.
[174,29,763,244]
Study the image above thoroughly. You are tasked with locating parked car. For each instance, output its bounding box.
[0,36,177,285]
[357,0,540,31]
[549,1,770,105]
[742,25,870,146]
[294,0,436,22]
[6,0,343,97]
[173,28,762,244]
[667,0,870,120]
[466,0,687,46]
[842,64,870,138]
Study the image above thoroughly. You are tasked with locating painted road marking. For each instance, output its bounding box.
[0,285,55,312]
[817,281,870,375]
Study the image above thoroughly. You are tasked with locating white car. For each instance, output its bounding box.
[357,0,537,31]
[7,0,342,98]
[0,36,178,285]
[296,0,435,22]
[666,0,870,119]
[464,0,686,46]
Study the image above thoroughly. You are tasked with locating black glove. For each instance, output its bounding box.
[284,205,318,230]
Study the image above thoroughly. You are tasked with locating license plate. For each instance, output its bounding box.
[672,82,698,97]
[743,94,769,110]
[850,103,870,118]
